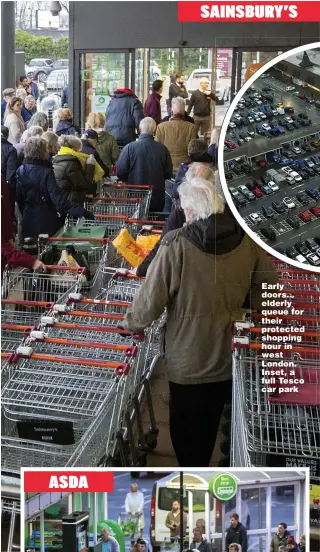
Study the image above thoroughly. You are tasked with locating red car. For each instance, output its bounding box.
[299,93,306,100]
[252,187,263,198]
[298,211,312,223]
[256,159,267,168]
[310,207,320,217]
[225,139,237,150]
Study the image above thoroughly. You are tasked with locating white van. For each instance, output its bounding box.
[150,472,234,551]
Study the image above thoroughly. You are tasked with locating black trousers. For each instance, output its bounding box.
[168,379,232,467]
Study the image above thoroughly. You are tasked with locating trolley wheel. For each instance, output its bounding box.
[219,438,231,455]
[218,455,231,467]
[221,421,231,439]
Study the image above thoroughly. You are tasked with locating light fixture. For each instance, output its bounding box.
[48,2,62,16]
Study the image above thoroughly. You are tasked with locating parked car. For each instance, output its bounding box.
[256,159,267,168]
[268,181,279,192]
[305,238,319,252]
[238,185,256,201]
[261,184,273,195]
[305,188,320,200]
[296,191,310,205]
[52,59,69,70]
[283,197,296,209]
[301,143,312,152]
[286,216,300,228]
[262,205,275,218]
[295,242,310,256]
[249,212,262,224]
[46,68,68,91]
[25,58,53,79]
[298,211,312,222]
[260,226,277,240]
[272,200,286,214]
[311,139,320,148]
[305,252,320,266]
[310,207,320,217]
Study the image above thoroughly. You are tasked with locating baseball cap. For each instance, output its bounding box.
[287,537,296,545]
[83,129,98,140]
[3,88,15,96]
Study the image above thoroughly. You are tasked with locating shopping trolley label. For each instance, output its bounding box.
[265,427,320,450]
[17,420,74,445]
[266,454,320,480]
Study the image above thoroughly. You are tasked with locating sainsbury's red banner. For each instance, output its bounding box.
[178,2,320,22]
[24,470,114,492]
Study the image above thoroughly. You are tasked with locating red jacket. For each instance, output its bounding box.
[2,240,35,275]
[144,92,161,124]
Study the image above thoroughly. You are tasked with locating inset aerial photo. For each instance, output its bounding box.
[221,45,320,268]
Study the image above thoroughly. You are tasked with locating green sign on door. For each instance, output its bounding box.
[209,473,238,501]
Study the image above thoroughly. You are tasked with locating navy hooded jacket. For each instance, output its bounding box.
[16,159,85,239]
[106,89,144,144]
[55,119,79,136]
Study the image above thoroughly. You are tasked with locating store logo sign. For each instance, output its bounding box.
[23,470,114,492]
[209,473,238,501]
[49,475,89,489]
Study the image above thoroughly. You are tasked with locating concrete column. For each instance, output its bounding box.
[1,1,16,89]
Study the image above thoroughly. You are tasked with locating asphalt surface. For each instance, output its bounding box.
[223,74,320,259]
[224,74,320,161]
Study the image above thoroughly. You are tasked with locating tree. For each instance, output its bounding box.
[15,29,54,63]
[53,37,69,59]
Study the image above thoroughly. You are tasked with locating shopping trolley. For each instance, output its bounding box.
[231,266,320,480]
[118,512,143,545]
[1,496,20,552]
[85,196,144,219]
[101,183,153,214]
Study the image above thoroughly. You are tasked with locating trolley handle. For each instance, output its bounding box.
[31,336,138,357]
[46,321,145,341]
[103,184,153,190]
[68,297,130,308]
[63,310,125,320]
[88,196,142,203]
[1,299,55,309]
[39,238,109,245]
[113,270,145,280]
[91,214,128,220]
[1,323,34,334]
[127,218,166,226]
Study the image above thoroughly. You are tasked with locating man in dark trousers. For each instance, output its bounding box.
[187,76,219,136]
[191,529,212,552]
[226,514,248,552]
[168,73,188,114]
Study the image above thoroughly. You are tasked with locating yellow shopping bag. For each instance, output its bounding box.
[112,228,146,267]
[136,233,161,254]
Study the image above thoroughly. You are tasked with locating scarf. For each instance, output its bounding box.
[57,146,104,182]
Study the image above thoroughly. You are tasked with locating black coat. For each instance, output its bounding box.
[1,138,17,205]
[52,155,96,205]
[116,133,173,211]
[106,90,144,144]
[16,159,85,240]
[226,523,248,552]
[55,120,79,136]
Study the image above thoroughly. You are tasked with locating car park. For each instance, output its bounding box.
[260,226,276,240]
[249,213,262,224]
[272,200,286,214]
[283,197,296,209]
[286,216,300,228]
[298,211,312,222]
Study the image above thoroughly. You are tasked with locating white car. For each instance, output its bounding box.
[282,167,293,176]
[277,108,285,115]
[272,109,279,116]
[245,136,252,141]
[292,146,301,154]
[247,116,254,123]
[46,68,68,91]
[283,197,296,209]
[260,113,267,119]
[229,122,236,128]
[286,86,296,91]
[268,181,279,192]
[284,116,293,124]
[290,170,302,182]
[234,114,242,120]
[249,213,262,224]
[255,99,262,105]
[254,114,261,122]
[296,254,307,263]
[262,123,271,131]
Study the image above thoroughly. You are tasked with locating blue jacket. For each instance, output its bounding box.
[16,159,85,239]
[61,86,68,107]
[106,89,144,144]
[55,119,79,136]
[31,81,39,100]
[21,106,32,123]
[1,99,6,125]
[116,133,173,211]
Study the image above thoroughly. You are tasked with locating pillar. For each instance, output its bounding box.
[1,1,16,89]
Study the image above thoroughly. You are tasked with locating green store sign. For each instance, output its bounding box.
[209,473,238,501]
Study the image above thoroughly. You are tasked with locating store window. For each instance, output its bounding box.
[150,48,179,117]
[135,48,145,102]
[240,50,283,86]
[81,52,126,122]
[28,497,69,551]
[271,485,295,527]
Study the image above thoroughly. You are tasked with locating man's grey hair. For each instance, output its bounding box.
[171,96,185,116]
[180,176,225,221]
[27,112,49,131]
[188,138,208,157]
[25,94,36,106]
[24,136,48,161]
[186,162,224,197]
[58,134,82,151]
[16,88,27,99]
[139,117,156,135]
[21,125,43,144]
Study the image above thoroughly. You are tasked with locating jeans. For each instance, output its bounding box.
[169,379,232,466]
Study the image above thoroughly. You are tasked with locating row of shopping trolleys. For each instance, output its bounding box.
[231,262,320,481]
[1,263,162,470]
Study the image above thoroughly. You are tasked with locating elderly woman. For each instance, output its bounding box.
[16,136,93,240]
[86,111,120,173]
[55,107,79,136]
[123,175,277,467]
[3,97,25,145]
[15,88,31,123]
[27,112,48,131]
[24,95,37,118]
[52,134,96,204]
[15,125,43,166]
[42,131,59,159]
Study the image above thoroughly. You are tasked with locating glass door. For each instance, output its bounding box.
[78,50,131,131]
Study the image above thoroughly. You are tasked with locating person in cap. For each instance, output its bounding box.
[286,537,298,552]
[81,129,109,177]
[1,88,15,125]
